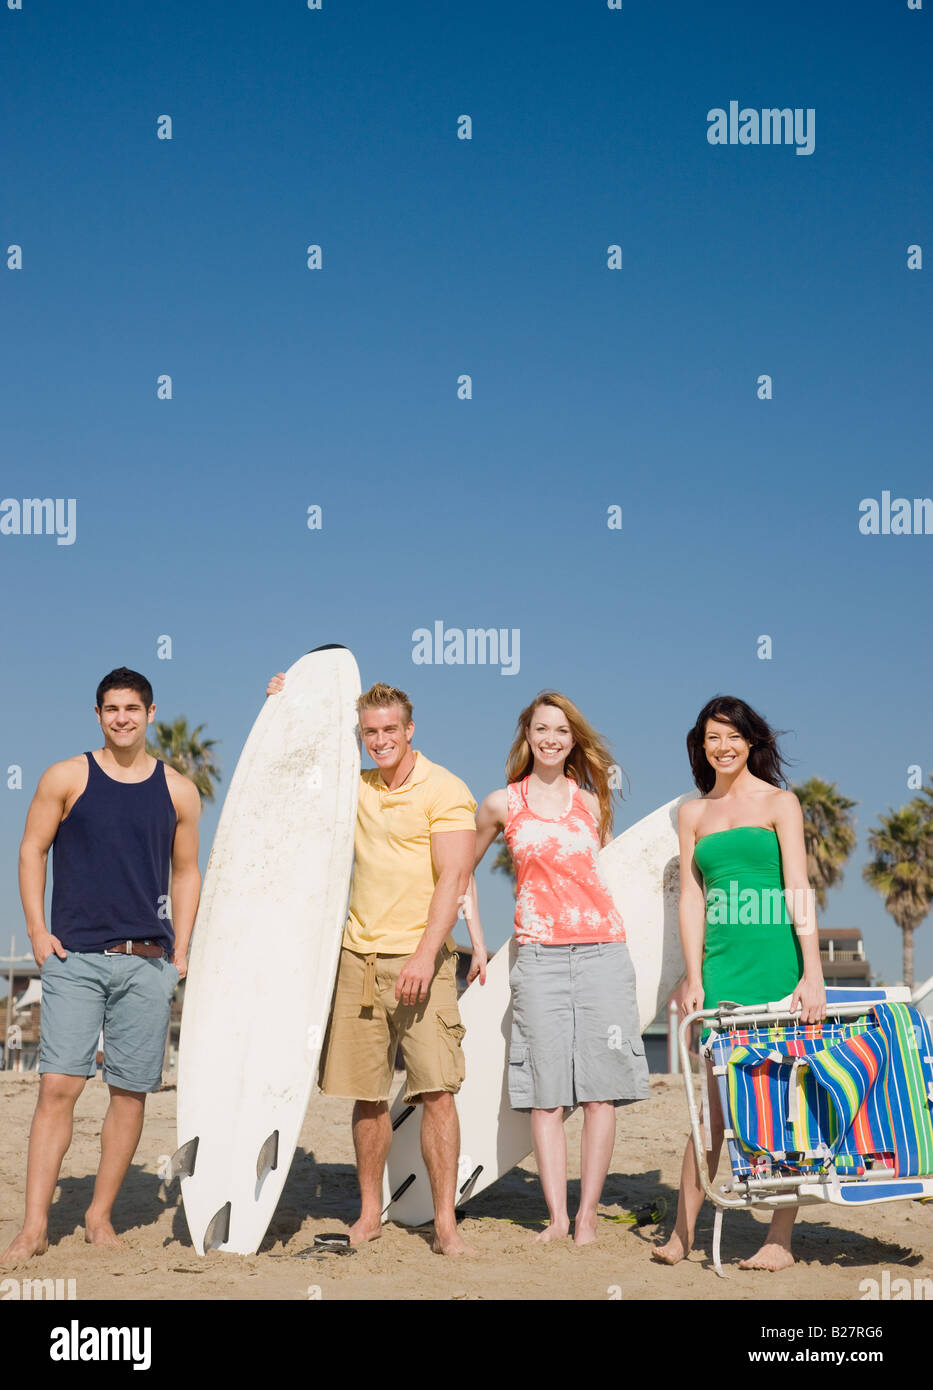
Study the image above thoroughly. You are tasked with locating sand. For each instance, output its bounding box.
[1,1069,931,1304]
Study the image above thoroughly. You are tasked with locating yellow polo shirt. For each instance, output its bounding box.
[343,751,477,955]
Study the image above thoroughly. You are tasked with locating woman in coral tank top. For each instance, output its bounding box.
[473,692,649,1245]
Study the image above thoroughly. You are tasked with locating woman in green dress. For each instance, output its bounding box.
[652,696,826,1271]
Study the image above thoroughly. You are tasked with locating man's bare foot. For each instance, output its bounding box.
[346,1216,382,1246]
[0,1230,49,1266]
[739,1242,795,1271]
[651,1231,690,1265]
[83,1213,125,1250]
[432,1227,475,1256]
[573,1215,598,1247]
[534,1219,570,1244]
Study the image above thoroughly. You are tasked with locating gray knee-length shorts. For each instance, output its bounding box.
[508,941,650,1111]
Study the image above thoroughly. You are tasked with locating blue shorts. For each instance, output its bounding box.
[39,951,179,1094]
[508,941,650,1110]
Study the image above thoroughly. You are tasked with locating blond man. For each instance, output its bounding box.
[267,676,483,1255]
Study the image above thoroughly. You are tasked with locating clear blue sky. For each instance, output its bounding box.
[1,0,931,984]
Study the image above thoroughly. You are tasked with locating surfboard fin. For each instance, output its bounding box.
[458,1164,483,1198]
[256,1130,279,1180]
[171,1137,199,1179]
[391,1105,415,1131]
[204,1202,231,1253]
[382,1173,416,1216]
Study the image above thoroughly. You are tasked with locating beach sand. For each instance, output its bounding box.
[2,1069,930,1302]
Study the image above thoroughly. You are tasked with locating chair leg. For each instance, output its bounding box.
[712,1206,727,1278]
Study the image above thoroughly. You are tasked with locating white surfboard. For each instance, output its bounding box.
[175,645,360,1255]
[382,792,694,1227]
[599,793,694,1033]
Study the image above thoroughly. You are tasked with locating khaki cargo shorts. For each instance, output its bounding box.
[319,945,465,1104]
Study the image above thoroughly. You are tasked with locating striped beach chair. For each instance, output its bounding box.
[680,988,933,1274]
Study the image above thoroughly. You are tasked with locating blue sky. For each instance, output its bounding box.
[1,0,931,984]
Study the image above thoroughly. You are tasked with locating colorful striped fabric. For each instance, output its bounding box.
[718,1004,933,1179]
[871,1003,933,1176]
[724,1037,851,1174]
[719,1021,866,1164]
[805,1029,886,1164]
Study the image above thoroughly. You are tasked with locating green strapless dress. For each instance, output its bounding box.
[694,826,803,1010]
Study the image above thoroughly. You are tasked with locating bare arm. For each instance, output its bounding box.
[19,762,77,965]
[474,790,508,866]
[580,788,613,847]
[166,772,202,977]
[460,872,488,985]
[678,800,707,1016]
[774,790,826,1023]
[395,828,475,1006]
[455,790,510,986]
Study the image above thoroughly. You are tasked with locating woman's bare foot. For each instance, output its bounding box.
[651,1231,690,1265]
[0,1229,49,1266]
[739,1242,795,1271]
[534,1218,571,1243]
[573,1214,598,1246]
[346,1216,382,1246]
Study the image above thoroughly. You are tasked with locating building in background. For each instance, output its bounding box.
[1,954,40,1071]
[819,927,871,989]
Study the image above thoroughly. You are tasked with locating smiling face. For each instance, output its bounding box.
[526,702,575,771]
[96,687,155,753]
[703,717,752,776]
[359,703,414,778]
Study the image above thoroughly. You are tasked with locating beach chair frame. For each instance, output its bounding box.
[678,987,933,1276]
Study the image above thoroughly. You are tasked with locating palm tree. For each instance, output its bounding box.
[862,803,933,988]
[912,777,933,822]
[147,717,221,803]
[491,836,516,895]
[792,778,857,910]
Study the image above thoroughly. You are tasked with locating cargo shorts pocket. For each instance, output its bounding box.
[507,1043,533,1108]
[437,1007,466,1091]
[615,1036,650,1099]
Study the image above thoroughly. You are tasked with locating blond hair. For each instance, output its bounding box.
[356,683,413,727]
[505,691,621,843]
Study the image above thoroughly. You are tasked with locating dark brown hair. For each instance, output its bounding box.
[96,667,153,710]
[686,695,790,795]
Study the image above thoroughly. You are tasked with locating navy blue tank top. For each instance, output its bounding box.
[51,752,178,953]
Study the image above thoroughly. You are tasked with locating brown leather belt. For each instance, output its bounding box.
[103,941,166,959]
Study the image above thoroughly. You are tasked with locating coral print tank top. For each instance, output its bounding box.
[503,777,625,946]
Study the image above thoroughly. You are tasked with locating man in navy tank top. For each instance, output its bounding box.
[1,668,201,1266]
